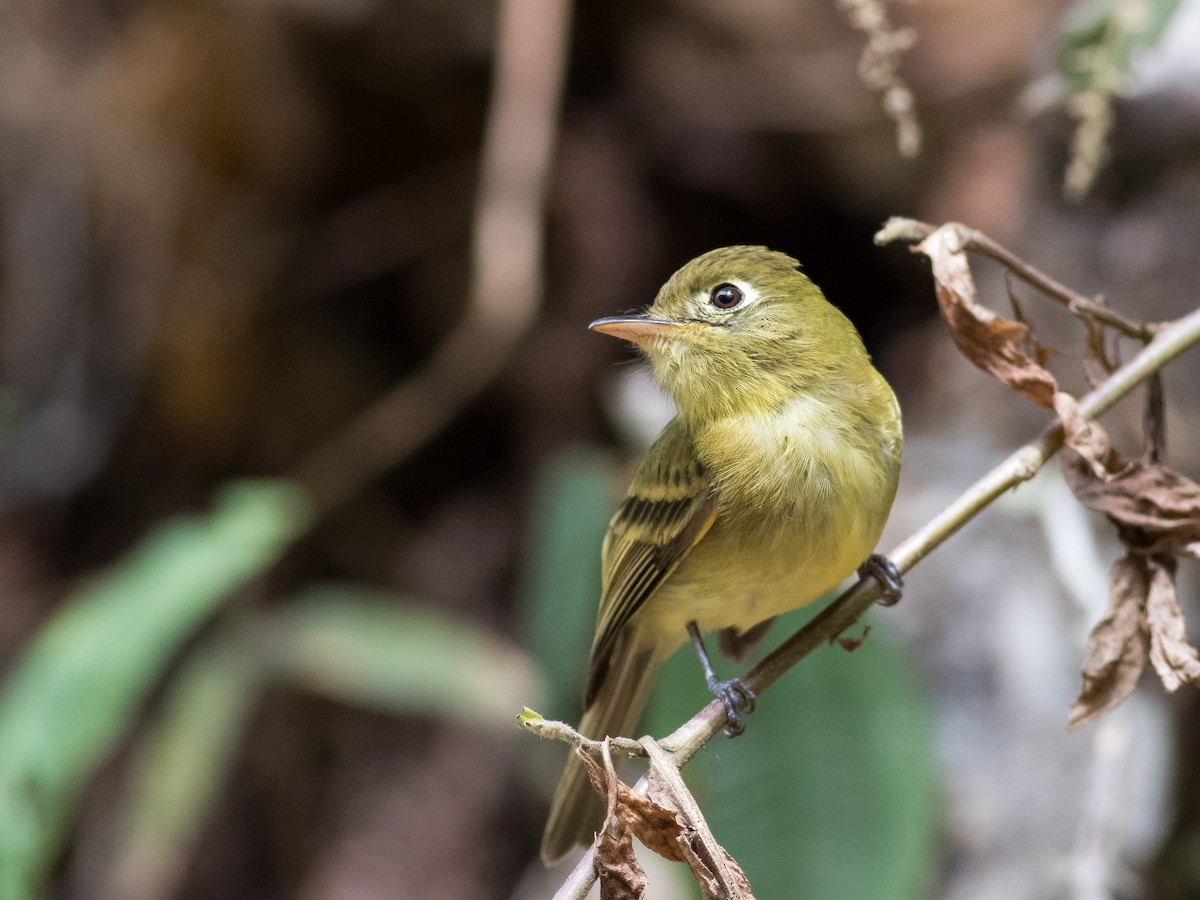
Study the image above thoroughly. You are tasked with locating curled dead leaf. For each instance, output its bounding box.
[575,740,688,863]
[577,744,653,898]
[1055,392,1122,480]
[1145,556,1200,692]
[1057,393,1200,558]
[574,737,754,898]
[1065,458,1200,557]
[1059,388,1200,723]
[613,786,689,863]
[1068,553,1149,730]
[1069,551,1200,732]
[914,224,1058,408]
[640,739,755,900]
[595,827,647,900]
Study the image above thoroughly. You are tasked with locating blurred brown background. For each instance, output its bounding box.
[2,0,1200,897]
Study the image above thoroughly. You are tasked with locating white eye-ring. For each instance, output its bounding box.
[700,279,758,312]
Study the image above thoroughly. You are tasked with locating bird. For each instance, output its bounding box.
[540,245,903,864]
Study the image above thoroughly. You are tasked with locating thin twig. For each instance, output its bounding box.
[879,218,1158,340]
[290,0,572,515]
[555,304,1200,892]
[520,708,647,758]
[555,838,603,900]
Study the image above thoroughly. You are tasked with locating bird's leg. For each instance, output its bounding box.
[686,620,757,737]
[858,553,904,606]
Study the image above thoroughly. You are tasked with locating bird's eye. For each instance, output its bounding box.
[709,283,743,310]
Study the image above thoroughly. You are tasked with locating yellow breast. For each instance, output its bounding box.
[634,381,901,651]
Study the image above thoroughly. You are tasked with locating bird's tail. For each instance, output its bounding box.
[540,635,659,865]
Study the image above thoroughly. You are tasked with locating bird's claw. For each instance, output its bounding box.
[710,677,757,737]
[859,553,904,606]
[686,619,757,736]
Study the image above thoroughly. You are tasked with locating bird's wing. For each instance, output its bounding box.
[585,417,717,705]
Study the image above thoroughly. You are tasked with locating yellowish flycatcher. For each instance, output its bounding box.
[541,246,902,864]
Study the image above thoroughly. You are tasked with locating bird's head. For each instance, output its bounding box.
[591,246,869,422]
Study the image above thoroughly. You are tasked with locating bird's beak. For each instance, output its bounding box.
[589,315,684,346]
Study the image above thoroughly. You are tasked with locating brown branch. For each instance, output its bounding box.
[290,0,573,515]
[877,218,1158,341]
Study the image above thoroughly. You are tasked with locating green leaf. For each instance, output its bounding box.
[520,450,616,718]
[0,480,311,900]
[105,635,262,900]
[646,614,938,899]
[267,585,542,729]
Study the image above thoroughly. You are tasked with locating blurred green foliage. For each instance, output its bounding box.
[521,449,615,719]
[108,635,262,898]
[0,480,540,900]
[105,584,542,899]
[268,584,542,727]
[0,481,310,899]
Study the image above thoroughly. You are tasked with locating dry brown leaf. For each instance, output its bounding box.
[676,835,755,900]
[640,739,755,900]
[1068,553,1149,730]
[595,826,647,900]
[1006,286,1056,369]
[1092,465,1200,557]
[576,743,615,817]
[575,737,754,896]
[1055,392,1124,480]
[613,786,689,863]
[1145,556,1200,691]
[1058,393,1200,558]
[915,224,1058,408]
[577,743,653,898]
[1059,390,1200,723]
[575,741,689,863]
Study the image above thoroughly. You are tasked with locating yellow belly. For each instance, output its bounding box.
[629,390,900,657]
[631,499,878,657]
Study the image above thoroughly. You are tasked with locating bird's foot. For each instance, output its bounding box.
[708,676,757,737]
[686,620,757,737]
[859,553,904,606]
